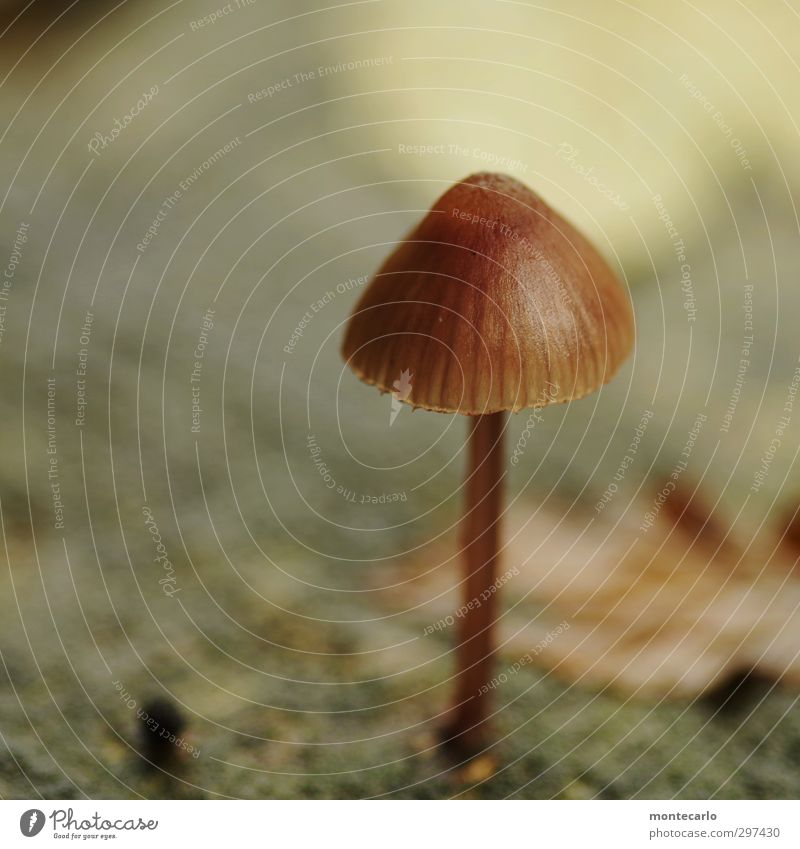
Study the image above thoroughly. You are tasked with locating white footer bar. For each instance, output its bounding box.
[1,800,797,847]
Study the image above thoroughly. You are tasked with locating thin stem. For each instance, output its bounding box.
[443,410,505,753]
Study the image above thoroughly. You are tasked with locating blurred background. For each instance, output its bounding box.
[2,0,800,798]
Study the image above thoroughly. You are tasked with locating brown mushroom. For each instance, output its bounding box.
[341,172,634,754]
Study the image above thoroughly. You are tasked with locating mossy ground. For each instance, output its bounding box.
[2,536,799,800]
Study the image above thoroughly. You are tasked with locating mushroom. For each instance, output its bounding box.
[341,172,634,754]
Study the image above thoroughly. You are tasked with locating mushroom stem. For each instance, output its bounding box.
[443,410,505,753]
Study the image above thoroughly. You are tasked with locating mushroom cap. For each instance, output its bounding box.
[341,172,634,415]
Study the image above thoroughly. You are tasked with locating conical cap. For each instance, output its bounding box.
[342,172,634,415]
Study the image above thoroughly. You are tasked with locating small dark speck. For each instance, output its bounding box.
[137,696,187,766]
[702,668,775,715]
